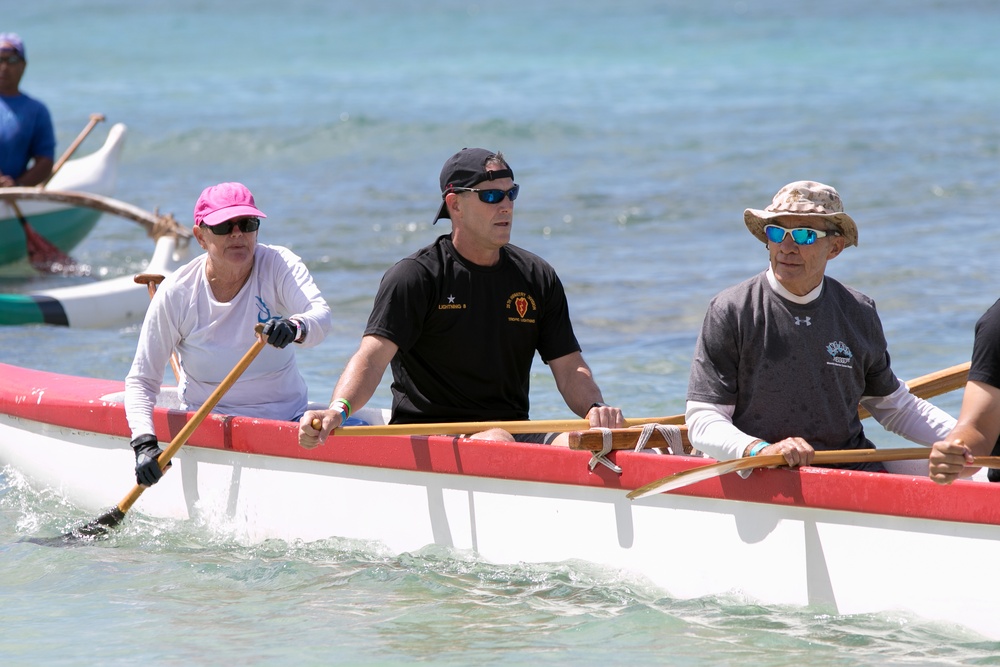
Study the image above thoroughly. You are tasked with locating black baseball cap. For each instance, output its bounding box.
[434,148,514,223]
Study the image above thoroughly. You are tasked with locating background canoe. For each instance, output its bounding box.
[0,123,126,267]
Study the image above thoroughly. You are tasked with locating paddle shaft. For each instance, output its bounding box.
[628,449,1000,500]
[326,414,686,437]
[114,325,266,516]
[43,113,105,186]
[626,362,974,500]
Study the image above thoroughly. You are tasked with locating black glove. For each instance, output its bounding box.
[131,434,168,487]
[262,318,297,349]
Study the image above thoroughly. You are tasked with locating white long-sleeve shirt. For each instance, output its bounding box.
[125,244,332,439]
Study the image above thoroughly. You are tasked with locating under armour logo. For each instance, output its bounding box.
[794,316,812,326]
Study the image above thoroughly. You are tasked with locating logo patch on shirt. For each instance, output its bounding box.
[438,293,466,310]
[506,291,537,323]
[794,316,812,326]
[825,340,854,368]
[256,296,273,323]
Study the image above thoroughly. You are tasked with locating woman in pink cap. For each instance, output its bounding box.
[123,182,332,487]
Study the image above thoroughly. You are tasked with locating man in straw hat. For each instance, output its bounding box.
[685,181,955,471]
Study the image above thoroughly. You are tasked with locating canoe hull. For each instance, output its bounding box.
[1,362,999,638]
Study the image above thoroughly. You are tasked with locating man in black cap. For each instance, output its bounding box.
[299,148,623,447]
[0,33,54,187]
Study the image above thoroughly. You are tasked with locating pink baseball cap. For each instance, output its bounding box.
[193,182,267,226]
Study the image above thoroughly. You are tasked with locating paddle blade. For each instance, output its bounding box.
[20,506,125,546]
[20,217,91,276]
[73,506,127,536]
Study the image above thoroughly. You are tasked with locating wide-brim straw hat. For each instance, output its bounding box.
[744,181,858,247]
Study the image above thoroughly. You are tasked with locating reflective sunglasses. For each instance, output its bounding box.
[451,184,520,204]
[764,224,839,246]
[203,217,261,236]
[0,55,25,66]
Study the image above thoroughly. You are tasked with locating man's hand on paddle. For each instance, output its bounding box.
[928,439,975,485]
[750,437,816,467]
[298,409,341,449]
[585,403,625,429]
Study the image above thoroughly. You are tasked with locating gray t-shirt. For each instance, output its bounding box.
[687,272,899,452]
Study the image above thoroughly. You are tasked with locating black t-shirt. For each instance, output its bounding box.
[969,299,1000,469]
[365,235,581,424]
[970,298,1000,390]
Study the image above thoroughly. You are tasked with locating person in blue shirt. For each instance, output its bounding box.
[0,33,55,187]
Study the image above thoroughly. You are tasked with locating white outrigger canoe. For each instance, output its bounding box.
[0,123,127,267]
[2,361,999,639]
[0,120,192,327]
[0,136,192,326]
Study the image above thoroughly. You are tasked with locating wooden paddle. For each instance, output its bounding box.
[626,362,973,500]
[42,113,105,186]
[570,362,971,452]
[134,273,181,384]
[627,449,1000,500]
[323,414,687,437]
[65,324,267,539]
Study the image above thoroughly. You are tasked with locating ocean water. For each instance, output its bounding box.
[2,0,1000,663]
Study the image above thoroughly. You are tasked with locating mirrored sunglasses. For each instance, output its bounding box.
[451,184,520,204]
[204,217,261,236]
[0,55,25,66]
[764,224,839,246]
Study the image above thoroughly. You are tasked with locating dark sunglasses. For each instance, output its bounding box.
[451,184,520,204]
[0,55,25,66]
[203,217,261,236]
[764,224,839,246]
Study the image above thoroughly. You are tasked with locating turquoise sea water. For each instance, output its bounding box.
[3,1,1000,663]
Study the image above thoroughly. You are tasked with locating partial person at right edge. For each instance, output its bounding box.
[298,148,623,448]
[928,299,1000,485]
[0,33,54,188]
[686,180,955,473]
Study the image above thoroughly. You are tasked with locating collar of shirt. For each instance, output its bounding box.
[765,266,823,305]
